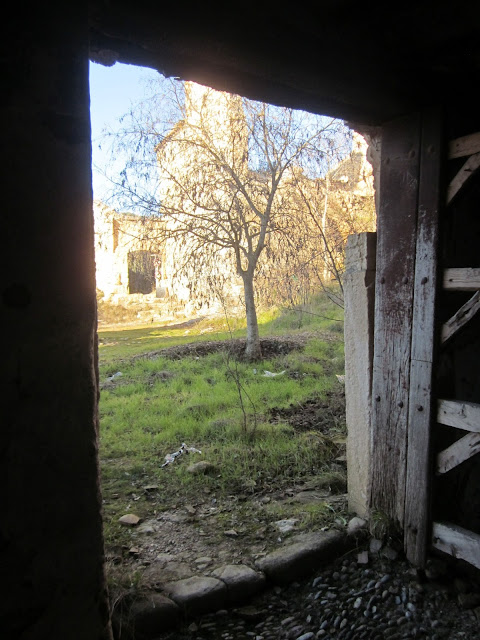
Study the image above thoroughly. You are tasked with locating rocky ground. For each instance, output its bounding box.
[146,539,480,640]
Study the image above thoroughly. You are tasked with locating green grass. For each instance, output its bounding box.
[98,292,347,548]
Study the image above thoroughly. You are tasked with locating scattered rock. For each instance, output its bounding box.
[136,520,156,534]
[347,516,367,536]
[143,484,159,492]
[119,513,141,526]
[275,519,299,534]
[224,529,238,537]
[211,564,266,602]
[187,461,217,475]
[234,605,264,621]
[369,537,383,553]
[290,491,329,504]
[357,550,369,564]
[382,546,398,561]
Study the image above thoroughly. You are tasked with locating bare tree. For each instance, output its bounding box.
[102,79,352,360]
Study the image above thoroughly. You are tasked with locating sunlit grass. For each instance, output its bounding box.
[98,291,347,549]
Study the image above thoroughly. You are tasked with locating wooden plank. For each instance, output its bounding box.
[448,132,480,159]
[432,522,480,570]
[404,109,442,568]
[441,291,480,343]
[447,152,480,204]
[436,432,480,474]
[443,268,480,291]
[437,399,480,432]
[370,113,421,528]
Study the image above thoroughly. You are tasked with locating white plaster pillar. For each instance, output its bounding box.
[344,232,376,517]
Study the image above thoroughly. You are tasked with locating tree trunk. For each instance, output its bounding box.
[242,271,262,360]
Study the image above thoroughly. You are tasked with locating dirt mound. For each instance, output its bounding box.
[269,390,346,433]
[140,335,310,362]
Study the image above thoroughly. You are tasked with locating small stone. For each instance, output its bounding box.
[224,529,238,537]
[275,519,299,534]
[382,546,398,560]
[143,484,159,492]
[195,556,213,565]
[369,538,383,553]
[347,517,367,535]
[296,633,315,640]
[357,550,369,565]
[119,513,141,526]
[187,461,217,475]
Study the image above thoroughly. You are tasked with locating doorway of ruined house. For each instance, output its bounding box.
[89,61,372,603]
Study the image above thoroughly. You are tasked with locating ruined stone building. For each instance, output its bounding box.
[95,82,375,317]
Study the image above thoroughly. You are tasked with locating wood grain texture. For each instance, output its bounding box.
[447,152,480,203]
[448,132,480,159]
[404,110,442,568]
[443,268,480,291]
[441,291,480,343]
[432,522,480,569]
[370,113,421,528]
[436,432,480,474]
[437,399,480,432]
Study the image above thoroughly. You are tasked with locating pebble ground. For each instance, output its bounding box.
[155,545,480,640]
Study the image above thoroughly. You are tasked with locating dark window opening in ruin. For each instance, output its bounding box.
[128,250,155,294]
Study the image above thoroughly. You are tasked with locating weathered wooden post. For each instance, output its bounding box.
[345,232,376,517]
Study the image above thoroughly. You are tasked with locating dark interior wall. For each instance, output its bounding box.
[1,3,479,636]
[1,7,112,639]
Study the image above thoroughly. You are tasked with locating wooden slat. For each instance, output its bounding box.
[370,113,421,528]
[436,432,480,474]
[437,399,480,432]
[443,268,480,291]
[404,110,442,568]
[441,291,480,343]
[447,152,480,204]
[448,132,480,159]
[432,522,480,570]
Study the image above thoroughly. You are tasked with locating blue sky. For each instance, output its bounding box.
[89,61,162,202]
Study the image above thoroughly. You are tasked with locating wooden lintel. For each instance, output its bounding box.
[436,432,480,474]
[448,132,480,159]
[441,291,480,343]
[437,399,480,432]
[432,522,480,570]
[447,152,480,204]
[443,268,480,291]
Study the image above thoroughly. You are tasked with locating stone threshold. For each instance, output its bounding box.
[115,518,367,638]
